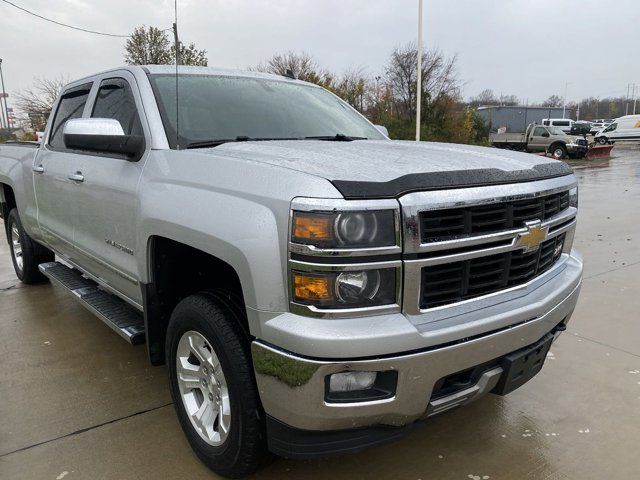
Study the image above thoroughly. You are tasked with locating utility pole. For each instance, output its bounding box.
[633,84,637,115]
[562,82,569,118]
[0,59,10,131]
[415,0,423,141]
[625,83,630,115]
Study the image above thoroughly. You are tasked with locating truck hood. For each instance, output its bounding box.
[207,139,573,199]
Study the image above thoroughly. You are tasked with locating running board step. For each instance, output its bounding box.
[39,262,145,345]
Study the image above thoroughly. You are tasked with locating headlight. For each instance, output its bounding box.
[292,210,397,249]
[569,186,578,207]
[291,267,398,309]
[289,198,401,317]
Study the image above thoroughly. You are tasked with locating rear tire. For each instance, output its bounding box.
[6,208,54,284]
[166,293,270,478]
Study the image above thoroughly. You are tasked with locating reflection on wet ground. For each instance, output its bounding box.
[0,144,639,479]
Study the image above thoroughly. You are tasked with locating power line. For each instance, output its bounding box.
[0,0,130,37]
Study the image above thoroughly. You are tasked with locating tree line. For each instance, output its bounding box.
[8,25,634,141]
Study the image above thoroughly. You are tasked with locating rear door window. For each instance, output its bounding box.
[553,120,570,127]
[48,83,92,149]
[91,78,143,136]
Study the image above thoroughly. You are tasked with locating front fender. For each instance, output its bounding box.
[137,150,342,316]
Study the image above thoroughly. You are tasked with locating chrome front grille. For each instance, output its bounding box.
[420,191,570,242]
[401,176,578,315]
[420,233,566,308]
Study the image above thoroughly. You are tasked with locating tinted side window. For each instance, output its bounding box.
[49,83,92,149]
[554,120,570,127]
[92,78,143,136]
[533,127,546,136]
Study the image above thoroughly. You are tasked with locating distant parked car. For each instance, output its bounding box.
[595,114,640,144]
[589,119,612,135]
[570,121,592,136]
[542,118,574,133]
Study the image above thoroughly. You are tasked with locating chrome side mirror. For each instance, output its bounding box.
[63,118,144,160]
[375,125,389,138]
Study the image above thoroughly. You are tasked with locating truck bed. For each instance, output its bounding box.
[489,132,526,145]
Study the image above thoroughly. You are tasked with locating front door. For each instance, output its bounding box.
[528,126,549,152]
[69,75,148,305]
[33,83,93,259]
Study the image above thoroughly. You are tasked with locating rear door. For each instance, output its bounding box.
[69,73,149,306]
[33,83,93,258]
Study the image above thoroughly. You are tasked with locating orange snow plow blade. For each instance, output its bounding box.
[585,144,614,159]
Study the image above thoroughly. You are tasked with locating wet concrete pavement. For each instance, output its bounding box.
[1,146,639,480]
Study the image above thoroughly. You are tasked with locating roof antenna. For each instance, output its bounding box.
[173,0,180,149]
[283,68,297,80]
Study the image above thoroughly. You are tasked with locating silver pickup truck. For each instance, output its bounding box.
[0,66,582,478]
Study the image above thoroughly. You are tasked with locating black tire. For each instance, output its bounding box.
[597,136,608,145]
[549,144,567,159]
[166,293,270,478]
[6,208,54,284]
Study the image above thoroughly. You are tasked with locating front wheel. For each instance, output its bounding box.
[550,144,567,159]
[6,208,54,284]
[166,293,270,478]
[597,136,608,145]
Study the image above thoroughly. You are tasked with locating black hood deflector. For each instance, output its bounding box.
[331,162,574,199]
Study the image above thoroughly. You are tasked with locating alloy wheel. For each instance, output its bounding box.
[10,224,23,273]
[176,330,231,446]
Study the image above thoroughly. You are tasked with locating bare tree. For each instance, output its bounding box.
[385,43,460,120]
[256,51,333,87]
[498,94,519,106]
[541,95,563,107]
[331,67,368,111]
[14,76,69,130]
[125,26,207,66]
[469,89,498,107]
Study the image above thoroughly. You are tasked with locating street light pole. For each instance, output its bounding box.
[415,0,423,141]
[562,82,569,118]
[0,59,10,131]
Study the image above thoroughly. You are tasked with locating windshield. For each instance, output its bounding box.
[547,127,566,135]
[149,74,385,148]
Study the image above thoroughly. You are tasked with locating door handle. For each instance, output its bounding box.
[32,164,45,174]
[68,171,85,183]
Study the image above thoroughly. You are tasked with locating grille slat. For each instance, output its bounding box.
[420,234,566,309]
[421,191,571,242]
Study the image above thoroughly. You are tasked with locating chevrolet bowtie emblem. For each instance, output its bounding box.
[515,220,549,252]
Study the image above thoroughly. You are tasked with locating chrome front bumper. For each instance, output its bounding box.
[252,256,582,431]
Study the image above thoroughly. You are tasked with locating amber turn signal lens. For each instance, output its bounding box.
[292,213,333,242]
[293,273,332,302]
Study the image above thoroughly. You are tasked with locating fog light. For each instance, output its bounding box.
[329,371,377,392]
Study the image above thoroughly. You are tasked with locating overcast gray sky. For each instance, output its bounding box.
[1,0,639,106]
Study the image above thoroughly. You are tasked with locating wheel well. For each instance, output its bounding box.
[1,184,17,238]
[548,142,566,151]
[1,183,16,221]
[144,236,250,366]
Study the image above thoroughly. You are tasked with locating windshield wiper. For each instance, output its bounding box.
[185,136,301,149]
[304,134,367,141]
